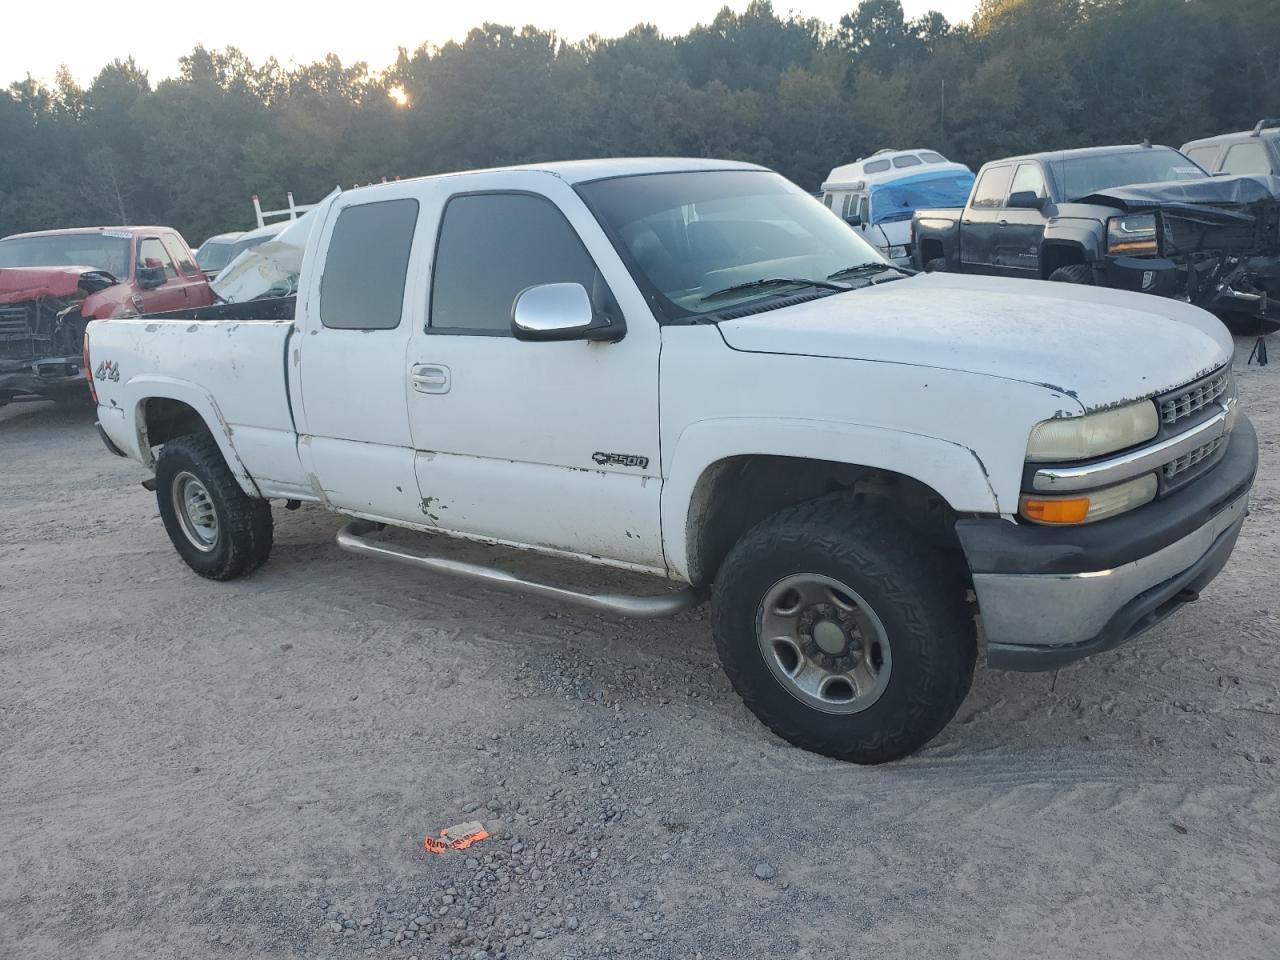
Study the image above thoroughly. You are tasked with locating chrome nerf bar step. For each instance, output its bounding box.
[336,519,704,618]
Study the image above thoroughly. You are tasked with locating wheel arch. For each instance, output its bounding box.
[129,378,259,496]
[662,419,999,586]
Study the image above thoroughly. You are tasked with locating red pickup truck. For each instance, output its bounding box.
[0,226,214,406]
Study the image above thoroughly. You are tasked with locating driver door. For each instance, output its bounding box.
[405,173,665,572]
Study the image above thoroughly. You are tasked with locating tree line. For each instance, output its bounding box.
[1,0,1277,245]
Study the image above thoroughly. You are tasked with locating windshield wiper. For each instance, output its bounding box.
[826,263,908,284]
[699,277,848,304]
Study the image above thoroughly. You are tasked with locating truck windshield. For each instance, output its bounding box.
[577,170,886,319]
[0,233,132,279]
[196,240,238,272]
[1051,149,1207,202]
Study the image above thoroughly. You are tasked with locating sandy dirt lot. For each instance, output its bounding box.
[2,336,1278,960]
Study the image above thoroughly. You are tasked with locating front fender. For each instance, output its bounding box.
[118,375,260,496]
[660,417,1000,582]
[1042,219,1105,266]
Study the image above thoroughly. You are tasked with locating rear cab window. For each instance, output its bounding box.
[320,198,419,330]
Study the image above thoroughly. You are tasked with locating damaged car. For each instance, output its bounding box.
[911,143,1280,333]
[0,226,213,406]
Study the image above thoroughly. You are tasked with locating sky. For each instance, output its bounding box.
[1,0,980,88]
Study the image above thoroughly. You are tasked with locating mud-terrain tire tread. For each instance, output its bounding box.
[155,432,273,580]
[711,492,976,764]
[1048,262,1094,285]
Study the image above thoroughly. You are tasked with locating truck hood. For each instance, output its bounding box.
[715,271,1233,409]
[0,266,118,305]
[1077,174,1280,214]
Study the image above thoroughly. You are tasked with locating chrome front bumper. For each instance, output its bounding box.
[958,416,1257,671]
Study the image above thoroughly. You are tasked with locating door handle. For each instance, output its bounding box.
[410,363,450,394]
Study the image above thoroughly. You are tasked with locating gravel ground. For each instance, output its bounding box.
[2,335,1279,960]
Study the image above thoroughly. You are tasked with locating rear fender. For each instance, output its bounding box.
[125,376,260,496]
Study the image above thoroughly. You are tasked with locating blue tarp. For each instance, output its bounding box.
[870,170,975,225]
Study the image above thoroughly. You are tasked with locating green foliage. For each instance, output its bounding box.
[1,0,1276,244]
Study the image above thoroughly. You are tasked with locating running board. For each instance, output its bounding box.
[336,520,703,619]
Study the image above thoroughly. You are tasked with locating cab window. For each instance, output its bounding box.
[319,198,419,330]
[971,166,1014,209]
[1009,163,1047,201]
[138,238,178,280]
[430,192,604,335]
[1183,145,1220,171]
[1222,142,1274,176]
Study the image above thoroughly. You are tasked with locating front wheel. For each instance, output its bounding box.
[155,432,273,580]
[711,494,976,764]
[1048,263,1094,285]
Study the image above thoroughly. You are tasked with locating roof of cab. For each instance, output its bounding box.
[988,143,1181,167]
[1,225,170,241]
[351,157,770,192]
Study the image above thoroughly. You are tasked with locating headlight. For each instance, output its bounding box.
[1026,400,1159,462]
[1107,213,1158,256]
[1021,474,1157,525]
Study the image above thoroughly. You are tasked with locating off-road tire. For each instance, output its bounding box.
[1048,263,1095,285]
[924,258,947,273]
[155,432,273,580]
[711,493,976,764]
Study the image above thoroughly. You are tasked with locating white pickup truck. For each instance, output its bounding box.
[87,158,1257,763]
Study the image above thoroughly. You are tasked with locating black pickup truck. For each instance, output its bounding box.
[911,143,1280,332]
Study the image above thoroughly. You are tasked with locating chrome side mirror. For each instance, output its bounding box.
[511,282,619,342]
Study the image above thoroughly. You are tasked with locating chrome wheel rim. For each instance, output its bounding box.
[756,574,892,714]
[172,471,218,552]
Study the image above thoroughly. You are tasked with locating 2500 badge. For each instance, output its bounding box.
[592,452,649,470]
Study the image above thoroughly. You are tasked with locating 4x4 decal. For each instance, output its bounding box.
[94,360,120,382]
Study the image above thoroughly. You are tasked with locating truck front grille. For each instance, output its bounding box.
[1160,368,1230,426]
[1163,435,1226,480]
[0,305,48,362]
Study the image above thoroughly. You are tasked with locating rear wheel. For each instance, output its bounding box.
[1048,263,1095,285]
[155,432,273,580]
[924,258,947,273]
[711,493,976,764]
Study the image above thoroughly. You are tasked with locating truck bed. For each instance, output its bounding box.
[89,312,303,493]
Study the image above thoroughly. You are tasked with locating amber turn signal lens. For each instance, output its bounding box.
[1020,496,1091,524]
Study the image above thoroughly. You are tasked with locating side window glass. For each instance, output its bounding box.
[971,167,1014,209]
[320,198,419,330]
[863,159,891,174]
[430,193,603,334]
[1222,142,1272,176]
[1010,163,1047,200]
[892,155,922,168]
[139,238,178,279]
[1184,145,1219,171]
[823,193,834,209]
[161,235,197,276]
